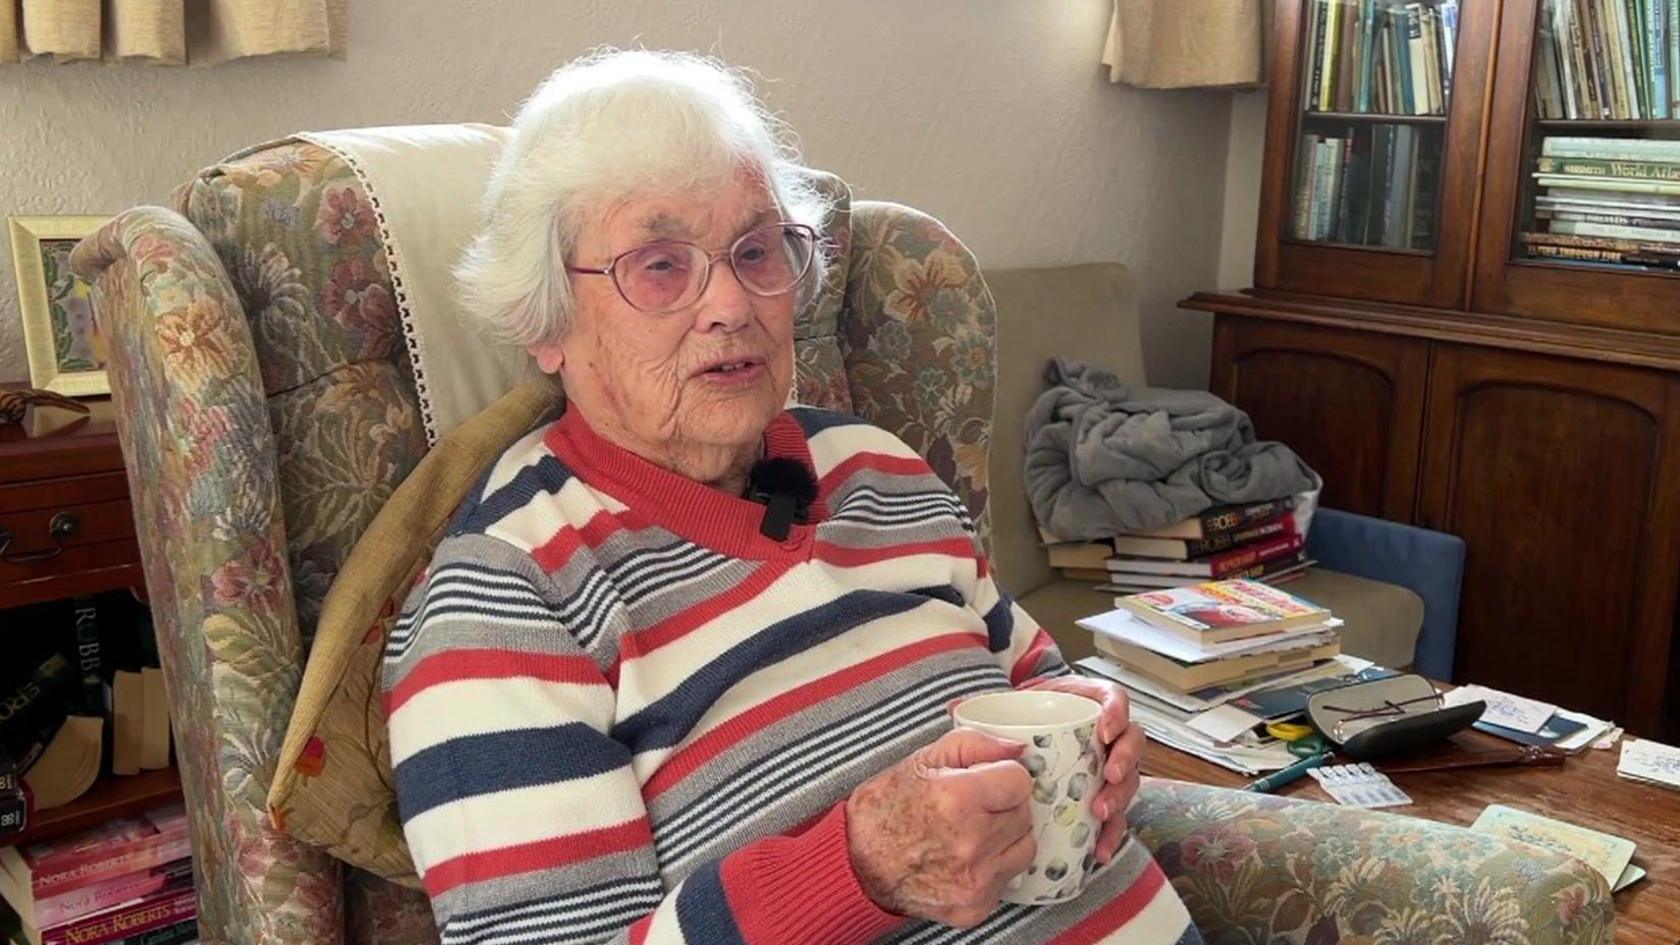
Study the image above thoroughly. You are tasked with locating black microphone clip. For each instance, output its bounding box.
[747,457,818,541]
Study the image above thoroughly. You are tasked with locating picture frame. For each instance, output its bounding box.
[9,215,112,397]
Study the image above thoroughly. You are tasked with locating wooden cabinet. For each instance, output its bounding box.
[1,394,181,847]
[1191,0,1680,739]
[1417,346,1680,730]
[1211,318,1427,520]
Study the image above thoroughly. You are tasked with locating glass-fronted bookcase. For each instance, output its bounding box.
[1474,0,1680,327]
[1258,0,1678,328]
[1199,0,1680,741]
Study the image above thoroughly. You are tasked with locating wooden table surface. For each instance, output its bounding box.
[1142,733,1680,944]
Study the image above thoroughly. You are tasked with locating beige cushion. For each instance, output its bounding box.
[266,377,563,885]
[985,264,1142,599]
[1020,570,1424,673]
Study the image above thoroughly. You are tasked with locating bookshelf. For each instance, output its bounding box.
[5,765,181,849]
[1,400,182,850]
[1185,0,1680,742]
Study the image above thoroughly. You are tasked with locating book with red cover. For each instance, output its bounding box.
[31,858,191,930]
[0,805,188,905]
[1107,534,1306,579]
[40,886,195,945]
[1116,578,1332,644]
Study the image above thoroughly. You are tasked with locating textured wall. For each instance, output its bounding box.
[1219,88,1270,291]
[0,0,1232,388]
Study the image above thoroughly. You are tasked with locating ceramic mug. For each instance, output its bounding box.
[952,690,1105,905]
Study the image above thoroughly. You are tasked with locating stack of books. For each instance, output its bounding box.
[1523,136,1680,272]
[1533,0,1677,122]
[1293,124,1442,248]
[1043,496,1311,593]
[1074,579,1360,774]
[0,804,195,945]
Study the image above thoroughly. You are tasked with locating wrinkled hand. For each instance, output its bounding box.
[846,728,1038,927]
[1022,675,1144,865]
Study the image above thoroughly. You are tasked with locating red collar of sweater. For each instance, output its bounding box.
[545,407,830,561]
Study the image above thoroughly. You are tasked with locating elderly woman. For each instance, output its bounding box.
[383,50,1201,945]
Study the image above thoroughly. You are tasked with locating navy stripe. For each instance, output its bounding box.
[790,406,868,437]
[611,590,927,751]
[983,596,1014,652]
[907,584,966,607]
[452,454,575,536]
[394,723,630,820]
[673,861,747,945]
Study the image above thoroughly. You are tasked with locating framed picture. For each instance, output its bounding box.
[9,215,111,397]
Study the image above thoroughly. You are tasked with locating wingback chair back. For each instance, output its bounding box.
[70,126,999,945]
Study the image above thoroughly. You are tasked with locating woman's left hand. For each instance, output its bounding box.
[1022,675,1144,865]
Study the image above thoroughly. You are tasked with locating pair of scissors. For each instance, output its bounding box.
[1267,721,1329,758]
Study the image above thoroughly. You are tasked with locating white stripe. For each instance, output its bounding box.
[616,553,731,607]
[388,675,613,763]
[405,771,645,873]
[449,895,665,945]
[656,664,1004,864]
[444,878,663,944]
[626,599,991,777]
[611,545,719,600]
[480,427,553,497]
[805,422,923,464]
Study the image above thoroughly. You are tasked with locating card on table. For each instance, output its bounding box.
[1470,804,1636,891]
[1617,738,1680,790]
[1443,684,1558,734]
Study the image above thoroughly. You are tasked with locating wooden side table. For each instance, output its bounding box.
[1,393,182,847]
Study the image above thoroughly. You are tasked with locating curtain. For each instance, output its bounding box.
[1,0,348,65]
[1102,0,1265,90]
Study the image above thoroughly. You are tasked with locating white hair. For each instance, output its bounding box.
[455,48,833,348]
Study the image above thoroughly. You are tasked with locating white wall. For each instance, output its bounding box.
[0,0,1234,388]
[1218,89,1270,291]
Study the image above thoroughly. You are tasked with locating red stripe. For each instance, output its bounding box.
[1050,859,1170,945]
[422,817,654,897]
[614,562,794,677]
[1010,628,1058,687]
[818,451,932,493]
[627,916,651,945]
[387,649,603,714]
[813,537,977,568]
[643,632,987,800]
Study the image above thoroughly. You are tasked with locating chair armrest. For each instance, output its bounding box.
[1131,779,1614,944]
[1306,508,1465,679]
[72,209,346,945]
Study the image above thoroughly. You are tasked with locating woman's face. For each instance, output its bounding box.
[537,168,798,480]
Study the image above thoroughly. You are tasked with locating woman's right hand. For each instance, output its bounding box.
[845,728,1037,927]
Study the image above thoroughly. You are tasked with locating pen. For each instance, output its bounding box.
[1244,751,1334,793]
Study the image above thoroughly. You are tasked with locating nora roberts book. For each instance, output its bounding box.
[1116,578,1331,645]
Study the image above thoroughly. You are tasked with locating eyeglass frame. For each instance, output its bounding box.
[564,221,821,315]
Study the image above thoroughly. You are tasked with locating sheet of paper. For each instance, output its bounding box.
[1077,608,1340,664]
[1442,684,1558,734]
[1617,738,1680,789]
[1187,704,1265,744]
[1470,804,1636,890]
[1615,864,1647,892]
[1551,709,1614,753]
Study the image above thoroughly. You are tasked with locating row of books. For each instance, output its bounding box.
[1044,496,1310,593]
[2,596,174,837]
[0,804,194,945]
[1522,136,1680,271]
[1073,579,1355,775]
[1304,0,1459,116]
[1292,125,1441,248]
[1534,0,1679,120]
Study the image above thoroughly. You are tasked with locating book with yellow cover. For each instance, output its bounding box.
[1116,578,1330,645]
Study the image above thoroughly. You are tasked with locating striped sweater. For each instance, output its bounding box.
[383,406,1201,945]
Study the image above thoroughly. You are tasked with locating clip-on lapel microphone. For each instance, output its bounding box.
[746,457,818,541]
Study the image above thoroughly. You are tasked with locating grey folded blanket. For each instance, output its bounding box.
[1024,357,1322,539]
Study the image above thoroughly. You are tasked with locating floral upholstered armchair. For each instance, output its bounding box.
[71,127,1614,945]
